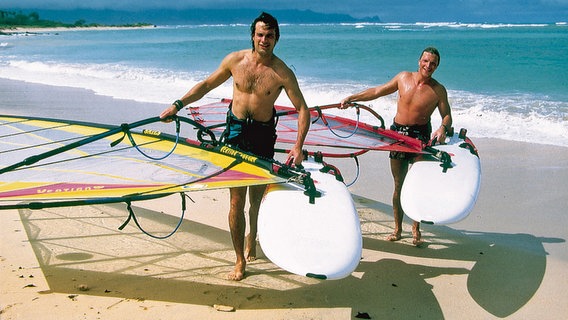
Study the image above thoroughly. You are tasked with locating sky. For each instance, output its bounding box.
[3,0,568,23]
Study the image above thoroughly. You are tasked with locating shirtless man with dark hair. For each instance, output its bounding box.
[341,47,452,246]
[160,12,310,280]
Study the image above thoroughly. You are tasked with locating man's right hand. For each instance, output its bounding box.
[159,105,178,122]
[339,98,354,109]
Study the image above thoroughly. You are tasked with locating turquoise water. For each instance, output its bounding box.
[1,22,567,146]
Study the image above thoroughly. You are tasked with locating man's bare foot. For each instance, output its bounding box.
[227,261,245,281]
[245,234,257,262]
[412,229,424,246]
[386,231,402,241]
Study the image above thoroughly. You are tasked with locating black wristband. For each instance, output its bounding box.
[173,100,184,111]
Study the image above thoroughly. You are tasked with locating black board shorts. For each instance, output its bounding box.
[389,121,432,160]
[222,107,277,159]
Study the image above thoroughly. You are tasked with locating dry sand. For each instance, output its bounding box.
[1,78,567,319]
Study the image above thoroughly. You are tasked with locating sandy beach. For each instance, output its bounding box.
[1,78,567,319]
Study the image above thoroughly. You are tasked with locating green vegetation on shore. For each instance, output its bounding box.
[0,10,152,33]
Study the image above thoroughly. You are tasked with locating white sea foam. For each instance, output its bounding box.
[1,59,566,148]
[415,22,551,28]
[341,22,554,29]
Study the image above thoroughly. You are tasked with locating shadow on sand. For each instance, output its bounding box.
[19,195,564,319]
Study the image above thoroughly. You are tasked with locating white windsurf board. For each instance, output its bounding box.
[401,129,481,225]
[258,157,362,280]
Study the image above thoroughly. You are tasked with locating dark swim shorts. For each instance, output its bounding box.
[389,121,432,160]
[222,106,277,159]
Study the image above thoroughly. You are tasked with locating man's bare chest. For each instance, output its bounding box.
[235,67,281,96]
[400,85,438,107]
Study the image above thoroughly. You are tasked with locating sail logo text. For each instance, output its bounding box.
[36,186,106,194]
[220,146,258,163]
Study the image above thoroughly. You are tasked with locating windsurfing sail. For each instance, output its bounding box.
[186,99,453,186]
[186,98,427,158]
[0,115,314,211]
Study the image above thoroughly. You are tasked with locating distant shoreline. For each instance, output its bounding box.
[0,25,156,35]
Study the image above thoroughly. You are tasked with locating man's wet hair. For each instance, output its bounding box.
[422,46,440,64]
[250,12,280,50]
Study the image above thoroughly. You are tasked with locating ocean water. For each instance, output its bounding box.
[1,22,567,147]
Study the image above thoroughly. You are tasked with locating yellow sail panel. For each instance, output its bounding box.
[0,115,288,208]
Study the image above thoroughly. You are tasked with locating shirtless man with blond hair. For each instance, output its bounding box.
[341,47,452,246]
[160,12,310,280]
